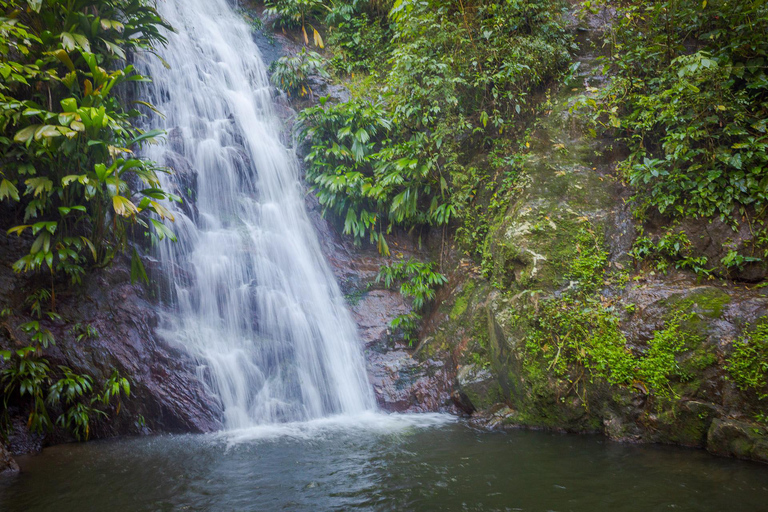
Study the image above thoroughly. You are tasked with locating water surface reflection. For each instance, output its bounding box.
[1,415,766,511]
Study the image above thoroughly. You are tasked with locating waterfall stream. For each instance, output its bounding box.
[140,0,376,428]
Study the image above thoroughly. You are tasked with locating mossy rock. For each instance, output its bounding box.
[707,418,768,464]
[648,400,720,447]
[449,280,476,321]
[457,363,504,411]
[688,288,732,319]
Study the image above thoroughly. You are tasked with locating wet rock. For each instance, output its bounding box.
[0,232,223,453]
[167,127,186,154]
[350,290,409,346]
[164,150,199,221]
[707,419,768,464]
[0,444,19,475]
[367,346,452,412]
[306,193,456,413]
[643,400,721,447]
[645,213,767,282]
[456,364,500,412]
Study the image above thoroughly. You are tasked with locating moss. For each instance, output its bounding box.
[654,403,715,447]
[725,320,768,398]
[680,343,718,376]
[449,281,476,321]
[689,288,732,319]
[464,381,505,411]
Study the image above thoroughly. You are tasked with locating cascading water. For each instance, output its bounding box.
[139,0,376,428]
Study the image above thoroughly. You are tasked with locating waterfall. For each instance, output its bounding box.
[139,0,376,428]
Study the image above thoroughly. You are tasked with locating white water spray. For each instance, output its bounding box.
[140,0,376,428]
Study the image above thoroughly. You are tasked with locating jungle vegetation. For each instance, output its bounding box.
[0,0,172,441]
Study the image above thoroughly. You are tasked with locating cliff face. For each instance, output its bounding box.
[400,22,768,463]
[0,230,222,455]
[295,10,768,463]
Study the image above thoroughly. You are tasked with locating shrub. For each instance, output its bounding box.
[270,48,329,98]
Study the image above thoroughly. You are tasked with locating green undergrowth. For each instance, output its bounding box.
[726,321,768,402]
[0,303,130,442]
[575,0,768,273]
[518,228,700,411]
[375,258,447,343]
[290,0,571,255]
[0,0,172,443]
[266,0,576,339]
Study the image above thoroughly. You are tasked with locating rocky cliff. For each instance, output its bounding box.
[0,229,222,458]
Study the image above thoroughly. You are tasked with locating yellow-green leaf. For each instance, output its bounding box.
[7,225,30,236]
[34,125,61,140]
[313,28,324,49]
[112,195,138,217]
[14,125,39,143]
[0,179,20,202]
[52,50,75,72]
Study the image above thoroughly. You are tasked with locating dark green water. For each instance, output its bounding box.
[1,414,766,511]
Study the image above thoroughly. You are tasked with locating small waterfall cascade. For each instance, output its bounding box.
[140,0,376,428]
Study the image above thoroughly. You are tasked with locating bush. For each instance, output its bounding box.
[270,48,329,98]
[376,258,447,343]
[0,0,177,283]
[726,322,768,400]
[583,0,768,225]
[298,0,570,254]
[0,0,169,442]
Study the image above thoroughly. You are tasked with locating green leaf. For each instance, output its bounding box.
[34,125,61,140]
[7,225,31,236]
[52,50,75,72]
[130,248,149,285]
[150,218,177,242]
[60,32,76,52]
[61,98,77,113]
[128,129,164,146]
[14,125,39,144]
[0,179,20,202]
[101,39,126,60]
[72,34,91,53]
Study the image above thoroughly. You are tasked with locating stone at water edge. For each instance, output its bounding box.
[0,444,19,475]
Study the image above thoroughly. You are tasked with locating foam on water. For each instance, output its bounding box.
[217,412,457,445]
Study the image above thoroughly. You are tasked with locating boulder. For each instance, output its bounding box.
[0,444,19,475]
[707,419,768,464]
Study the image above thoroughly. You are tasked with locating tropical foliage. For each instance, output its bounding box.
[1,0,177,283]
[579,0,768,242]
[270,47,329,98]
[376,258,447,342]
[0,0,171,441]
[296,0,571,255]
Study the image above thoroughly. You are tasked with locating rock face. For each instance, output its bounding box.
[399,17,768,464]
[0,231,222,454]
[707,419,768,463]
[308,202,457,414]
[296,10,768,466]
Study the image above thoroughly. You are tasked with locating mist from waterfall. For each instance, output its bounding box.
[139,0,376,428]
